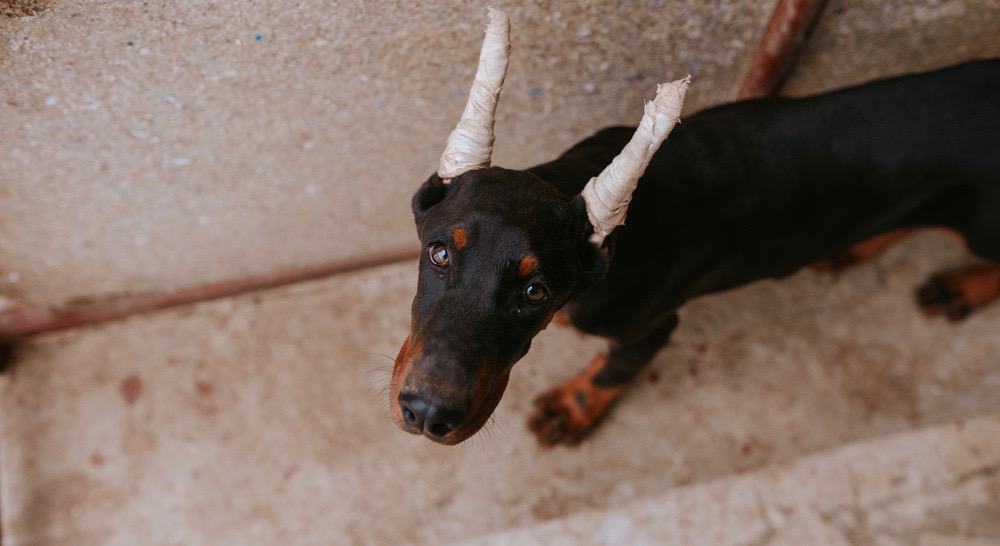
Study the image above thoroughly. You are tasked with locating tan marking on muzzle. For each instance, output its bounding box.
[390,334,423,425]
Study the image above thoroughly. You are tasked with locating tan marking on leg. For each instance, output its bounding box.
[527,354,624,447]
[812,229,918,272]
[919,264,1000,321]
[958,266,1000,307]
[552,311,571,328]
[815,228,967,273]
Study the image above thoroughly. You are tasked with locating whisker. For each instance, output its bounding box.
[370,352,397,362]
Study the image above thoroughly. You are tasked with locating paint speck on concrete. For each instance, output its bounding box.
[195,381,214,397]
[528,87,542,96]
[255,34,263,42]
[119,374,143,405]
[45,96,58,107]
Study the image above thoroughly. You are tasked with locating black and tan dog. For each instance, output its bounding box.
[390,10,1000,446]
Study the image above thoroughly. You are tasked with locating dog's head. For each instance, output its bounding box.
[391,168,603,443]
[389,8,688,444]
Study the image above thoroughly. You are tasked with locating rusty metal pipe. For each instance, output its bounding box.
[736,0,829,99]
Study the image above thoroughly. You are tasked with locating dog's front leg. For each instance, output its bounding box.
[527,315,679,447]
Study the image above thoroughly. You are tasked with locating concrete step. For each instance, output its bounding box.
[1,233,998,545]
[455,414,1000,546]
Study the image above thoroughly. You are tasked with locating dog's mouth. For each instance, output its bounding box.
[389,335,510,445]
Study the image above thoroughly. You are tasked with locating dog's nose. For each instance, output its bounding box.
[399,394,464,439]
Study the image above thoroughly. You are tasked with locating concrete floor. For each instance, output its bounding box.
[3,1,1000,544]
[2,233,999,545]
[0,0,776,308]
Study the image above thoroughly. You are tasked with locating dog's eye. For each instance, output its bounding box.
[428,243,450,267]
[525,282,547,304]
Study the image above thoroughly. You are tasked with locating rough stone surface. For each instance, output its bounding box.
[0,0,49,18]
[0,0,775,307]
[2,232,999,545]
[460,415,1000,546]
[783,0,1000,96]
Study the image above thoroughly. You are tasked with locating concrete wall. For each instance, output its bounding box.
[1,0,776,307]
[785,0,1000,95]
[1,1,998,308]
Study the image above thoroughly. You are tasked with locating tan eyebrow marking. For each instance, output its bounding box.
[452,227,469,250]
[518,255,539,277]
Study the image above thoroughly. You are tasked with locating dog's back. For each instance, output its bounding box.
[538,60,1000,298]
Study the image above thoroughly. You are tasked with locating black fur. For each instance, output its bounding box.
[0,340,15,374]
[397,59,1000,444]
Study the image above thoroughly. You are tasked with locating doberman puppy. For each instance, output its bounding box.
[391,58,1000,446]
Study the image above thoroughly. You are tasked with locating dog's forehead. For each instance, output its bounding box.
[452,168,564,209]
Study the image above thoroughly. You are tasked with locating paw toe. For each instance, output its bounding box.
[917,275,972,322]
[917,275,955,309]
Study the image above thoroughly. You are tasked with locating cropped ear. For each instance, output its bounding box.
[412,174,451,225]
[570,195,610,291]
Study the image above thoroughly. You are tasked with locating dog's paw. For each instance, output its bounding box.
[917,274,970,321]
[527,355,623,447]
[917,266,1000,322]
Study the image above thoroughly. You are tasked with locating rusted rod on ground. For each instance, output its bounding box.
[0,244,420,339]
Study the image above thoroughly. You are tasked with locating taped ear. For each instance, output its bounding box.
[437,8,511,181]
[581,77,689,245]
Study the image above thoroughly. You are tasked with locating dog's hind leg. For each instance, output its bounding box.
[527,315,678,447]
[917,188,1000,321]
[812,229,920,273]
[813,228,965,273]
